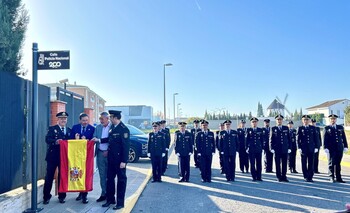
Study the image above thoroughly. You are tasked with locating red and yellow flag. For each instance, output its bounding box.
[59,140,94,192]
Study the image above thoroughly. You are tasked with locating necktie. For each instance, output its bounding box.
[82,126,86,134]
[279,126,281,131]
[61,127,65,134]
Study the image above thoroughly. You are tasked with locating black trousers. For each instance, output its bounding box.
[200,155,212,181]
[151,156,163,181]
[275,153,288,180]
[249,152,262,180]
[288,149,297,170]
[329,151,344,180]
[239,150,249,172]
[43,159,66,200]
[314,151,320,172]
[162,150,168,174]
[301,151,314,180]
[224,154,236,180]
[194,149,200,167]
[264,149,274,172]
[179,156,190,181]
[219,153,224,172]
[106,162,127,206]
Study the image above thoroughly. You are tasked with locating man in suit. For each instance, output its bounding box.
[237,120,249,173]
[323,114,348,183]
[70,113,95,204]
[174,122,193,182]
[270,115,291,182]
[287,121,298,173]
[159,120,171,175]
[191,120,202,168]
[246,117,264,181]
[91,112,111,202]
[196,120,215,183]
[43,112,71,204]
[263,119,274,173]
[297,115,320,182]
[219,120,239,181]
[311,118,322,174]
[102,110,130,210]
[216,123,225,174]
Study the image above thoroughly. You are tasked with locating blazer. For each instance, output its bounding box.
[93,122,111,155]
[45,125,71,162]
[70,123,95,140]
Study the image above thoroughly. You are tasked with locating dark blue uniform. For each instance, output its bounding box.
[237,128,249,173]
[323,125,348,181]
[196,131,215,182]
[174,131,193,181]
[288,128,297,172]
[297,126,320,181]
[191,128,202,168]
[220,129,239,181]
[246,128,264,181]
[106,122,130,207]
[314,126,322,173]
[148,131,166,182]
[43,125,71,202]
[216,130,224,173]
[160,127,171,174]
[270,125,291,181]
[263,127,273,172]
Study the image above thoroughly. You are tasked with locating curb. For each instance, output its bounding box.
[319,155,350,168]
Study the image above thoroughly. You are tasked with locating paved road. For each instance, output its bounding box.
[132,150,350,213]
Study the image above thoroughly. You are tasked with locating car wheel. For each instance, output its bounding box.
[129,146,139,163]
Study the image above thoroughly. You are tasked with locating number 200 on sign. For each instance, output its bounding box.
[49,61,61,68]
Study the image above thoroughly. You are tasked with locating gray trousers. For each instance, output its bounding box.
[97,150,108,196]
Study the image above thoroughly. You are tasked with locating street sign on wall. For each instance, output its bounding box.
[37,50,70,70]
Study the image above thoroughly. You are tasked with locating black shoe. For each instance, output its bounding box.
[43,199,50,205]
[266,171,273,173]
[330,178,336,183]
[96,196,106,202]
[113,205,124,210]
[226,179,231,182]
[185,179,189,182]
[201,179,206,183]
[102,200,116,207]
[292,170,299,174]
[59,198,65,204]
[82,198,89,204]
[283,179,289,182]
[158,180,162,182]
[76,194,82,201]
[337,179,346,183]
[257,178,263,181]
[207,180,211,183]
[231,179,235,182]
[314,171,320,174]
[241,170,245,173]
[151,180,157,183]
[179,178,185,182]
[252,179,257,182]
[278,178,282,182]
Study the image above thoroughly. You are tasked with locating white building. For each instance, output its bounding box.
[307,99,350,125]
[267,99,285,116]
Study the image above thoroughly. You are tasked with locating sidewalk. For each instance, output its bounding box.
[318,148,350,168]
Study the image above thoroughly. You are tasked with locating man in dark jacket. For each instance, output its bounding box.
[263,119,274,173]
[191,120,202,168]
[237,120,249,173]
[311,118,322,173]
[216,123,225,174]
[287,121,298,173]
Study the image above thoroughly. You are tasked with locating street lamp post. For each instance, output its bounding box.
[173,93,178,126]
[163,63,173,121]
[177,103,181,122]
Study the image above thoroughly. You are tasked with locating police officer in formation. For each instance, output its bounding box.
[103,110,130,210]
[270,115,291,182]
[147,122,166,183]
[311,118,322,174]
[237,120,249,173]
[43,112,71,204]
[174,122,193,182]
[287,121,298,173]
[159,120,171,175]
[246,117,264,181]
[323,114,348,183]
[216,123,225,174]
[191,120,202,168]
[219,120,239,181]
[297,115,320,182]
[195,120,215,183]
[263,119,274,173]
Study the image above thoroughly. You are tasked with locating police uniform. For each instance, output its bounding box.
[263,119,273,173]
[323,114,348,183]
[160,120,171,175]
[270,115,291,182]
[195,120,215,182]
[297,115,320,182]
[216,125,225,174]
[174,122,193,182]
[288,121,298,173]
[219,120,239,181]
[43,112,71,204]
[237,120,249,173]
[191,120,202,168]
[148,122,166,182]
[104,110,130,210]
[312,119,322,173]
[246,117,264,181]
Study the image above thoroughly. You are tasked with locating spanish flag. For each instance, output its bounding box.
[59,140,95,192]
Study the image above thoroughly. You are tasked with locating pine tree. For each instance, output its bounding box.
[257,102,264,117]
[299,108,303,119]
[248,111,253,120]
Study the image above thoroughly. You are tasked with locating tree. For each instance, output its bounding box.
[299,108,303,118]
[257,102,264,117]
[248,111,253,120]
[344,106,350,126]
[0,1,29,74]
[311,113,325,123]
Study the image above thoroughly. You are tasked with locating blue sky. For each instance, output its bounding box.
[22,0,350,118]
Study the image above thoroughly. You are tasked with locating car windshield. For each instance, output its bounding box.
[126,124,145,136]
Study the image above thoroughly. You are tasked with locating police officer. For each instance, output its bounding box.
[43,112,71,204]
[287,121,298,173]
[196,120,215,183]
[263,119,274,173]
[311,118,322,174]
[175,122,193,182]
[220,120,239,181]
[270,115,291,182]
[246,117,264,181]
[103,110,130,210]
[237,120,249,173]
[191,120,202,168]
[297,115,320,182]
[323,114,348,183]
[216,123,225,174]
[159,120,171,175]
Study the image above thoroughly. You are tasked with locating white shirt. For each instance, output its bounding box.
[99,123,111,151]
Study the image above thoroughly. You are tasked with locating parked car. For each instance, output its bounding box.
[126,124,148,163]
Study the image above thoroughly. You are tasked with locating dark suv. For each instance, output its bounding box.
[126,124,148,163]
